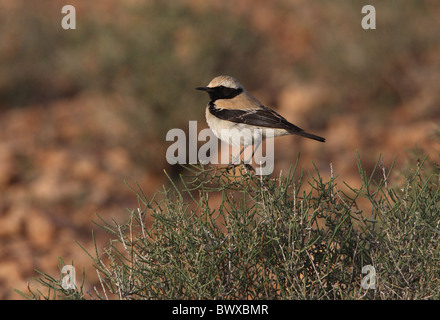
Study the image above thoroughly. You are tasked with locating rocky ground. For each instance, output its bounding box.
[0,93,165,299]
[1,0,439,299]
[1,87,438,299]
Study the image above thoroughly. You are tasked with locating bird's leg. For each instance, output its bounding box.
[226,145,249,172]
[229,145,248,166]
[238,140,262,173]
[244,139,262,165]
[227,139,262,173]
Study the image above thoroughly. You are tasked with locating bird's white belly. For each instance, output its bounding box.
[206,112,263,147]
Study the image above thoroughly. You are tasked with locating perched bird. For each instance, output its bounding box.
[196,75,325,164]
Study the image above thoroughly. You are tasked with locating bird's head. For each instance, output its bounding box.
[196,75,244,101]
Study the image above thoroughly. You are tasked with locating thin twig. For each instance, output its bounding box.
[306,250,330,299]
[95,270,109,300]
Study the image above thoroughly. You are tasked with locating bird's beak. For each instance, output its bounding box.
[195,86,212,92]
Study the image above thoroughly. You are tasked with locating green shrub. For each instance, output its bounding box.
[19,154,440,300]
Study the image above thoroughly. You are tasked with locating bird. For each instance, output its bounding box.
[196,75,325,166]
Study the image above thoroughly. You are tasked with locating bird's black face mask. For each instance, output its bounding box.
[196,86,243,101]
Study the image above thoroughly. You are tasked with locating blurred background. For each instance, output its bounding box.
[0,0,439,299]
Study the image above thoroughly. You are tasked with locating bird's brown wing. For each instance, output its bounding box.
[209,103,325,142]
[209,103,302,131]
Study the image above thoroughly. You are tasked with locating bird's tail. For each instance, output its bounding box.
[292,129,325,142]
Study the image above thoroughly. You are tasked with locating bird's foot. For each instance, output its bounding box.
[226,159,255,174]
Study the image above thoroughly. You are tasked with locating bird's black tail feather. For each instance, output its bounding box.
[292,129,326,142]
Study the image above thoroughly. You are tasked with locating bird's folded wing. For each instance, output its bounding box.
[209,104,304,133]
